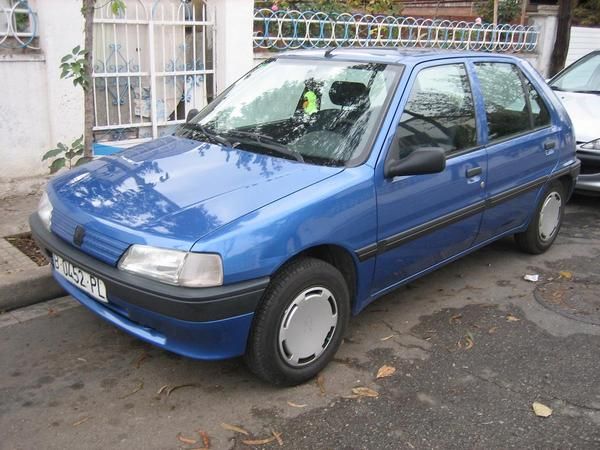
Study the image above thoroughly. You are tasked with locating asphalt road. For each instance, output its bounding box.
[1,195,600,450]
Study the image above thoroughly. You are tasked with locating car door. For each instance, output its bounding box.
[470,60,560,243]
[371,61,487,295]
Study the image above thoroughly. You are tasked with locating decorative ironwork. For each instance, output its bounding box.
[92,0,215,145]
[0,0,38,49]
[253,8,539,53]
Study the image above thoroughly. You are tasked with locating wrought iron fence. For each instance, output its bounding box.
[92,0,215,145]
[0,0,37,49]
[253,8,538,53]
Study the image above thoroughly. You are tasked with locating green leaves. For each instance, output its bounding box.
[111,0,126,16]
[59,46,90,90]
[50,158,66,174]
[43,135,90,174]
[42,147,64,161]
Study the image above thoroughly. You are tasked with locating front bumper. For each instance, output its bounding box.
[30,213,269,359]
[576,150,600,193]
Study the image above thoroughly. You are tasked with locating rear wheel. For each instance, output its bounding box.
[244,258,350,386]
[515,180,565,254]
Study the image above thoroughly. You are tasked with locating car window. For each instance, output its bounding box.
[474,62,530,141]
[524,78,551,128]
[395,63,477,160]
[550,52,600,93]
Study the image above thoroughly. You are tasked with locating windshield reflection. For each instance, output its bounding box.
[175,59,402,166]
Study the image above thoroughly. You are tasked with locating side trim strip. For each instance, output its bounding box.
[486,175,547,207]
[355,160,581,262]
[380,200,486,252]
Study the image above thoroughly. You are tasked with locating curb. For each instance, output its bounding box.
[0,266,65,312]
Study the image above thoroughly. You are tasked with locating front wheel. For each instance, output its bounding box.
[515,180,565,254]
[244,258,350,386]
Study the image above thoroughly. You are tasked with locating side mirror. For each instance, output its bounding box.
[186,108,199,123]
[384,146,446,178]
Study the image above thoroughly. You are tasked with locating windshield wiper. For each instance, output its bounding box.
[573,90,600,95]
[182,123,233,147]
[227,130,304,163]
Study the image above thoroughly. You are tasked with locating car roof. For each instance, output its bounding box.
[276,47,522,66]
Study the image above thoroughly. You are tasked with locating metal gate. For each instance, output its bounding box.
[92,0,215,147]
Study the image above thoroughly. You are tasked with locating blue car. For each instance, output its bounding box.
[31,49,580,385]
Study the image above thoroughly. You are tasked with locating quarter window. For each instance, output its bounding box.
[474,63,531,141]
[524,79,551,128]
[395,63,477,160]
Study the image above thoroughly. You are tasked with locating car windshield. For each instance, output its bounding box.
[175,58,402,166]
[550,52,600,94]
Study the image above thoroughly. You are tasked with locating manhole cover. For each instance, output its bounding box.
[534,278,600,326]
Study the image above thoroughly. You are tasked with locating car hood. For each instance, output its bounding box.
[554,91,598,143]
[50,136,343,246]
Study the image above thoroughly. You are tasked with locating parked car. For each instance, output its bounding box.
[31,49,580,385]
[549,50,600,194]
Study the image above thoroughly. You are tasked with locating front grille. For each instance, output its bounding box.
[51,209,130,266]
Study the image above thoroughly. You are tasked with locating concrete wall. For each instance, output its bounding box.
[0,0,84,190]
[207,0,254,93]
[566,27,600,66]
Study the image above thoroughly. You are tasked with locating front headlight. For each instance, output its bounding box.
[118,245,223,287]
[37,191,53,232]
[581,138,600,151]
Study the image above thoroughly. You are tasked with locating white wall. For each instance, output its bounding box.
[566,27,600,66]
[0,0,84,188]
[207,0,254,93]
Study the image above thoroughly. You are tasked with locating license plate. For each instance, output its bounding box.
[52,254,108,303]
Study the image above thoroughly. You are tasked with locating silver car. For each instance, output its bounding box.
[549,50,600,194]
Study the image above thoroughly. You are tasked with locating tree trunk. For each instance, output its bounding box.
[82,0,95,158]
[549,0,574,77]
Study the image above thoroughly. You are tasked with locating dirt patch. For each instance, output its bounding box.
[4,232,49,266]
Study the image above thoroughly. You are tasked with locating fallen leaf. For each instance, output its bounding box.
[220,422,249,436]
[316,373,325,395]
[351,387,379,398]
[134,351,150,369]
[242,436,277,446]
[119,380,143,399]
[286,401,307,408]
[177,433,198,444]
[559,271,573,280]
[376,365,396,379]
[198,430,210,449]
[380,334,395,341]
[488,326,498,334]
[449,314,462,324]
[166,383,200,396]
[506,314,521,322]
[532,401,553,417]
[72,416,90,426]
[272,430,283,446]
[464,333,474,350]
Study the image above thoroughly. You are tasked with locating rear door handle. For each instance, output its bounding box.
[466,166,482,178]
[544,141,556,150]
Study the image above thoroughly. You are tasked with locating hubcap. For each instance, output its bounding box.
[278,287,338,367]
[538,191,562,242]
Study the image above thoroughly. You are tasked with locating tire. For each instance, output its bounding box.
[244,257,350,386]
[515,180,565,254]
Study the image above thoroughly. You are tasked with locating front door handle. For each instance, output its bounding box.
[544,141,556,150]
[466,166,482,178]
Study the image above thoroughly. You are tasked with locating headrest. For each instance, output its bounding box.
[329,81,370,107]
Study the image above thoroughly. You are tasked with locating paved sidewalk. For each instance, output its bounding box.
[0,179,64,311]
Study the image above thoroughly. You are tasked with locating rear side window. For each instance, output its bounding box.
[396,63,477,159]
[474,63,530,141]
